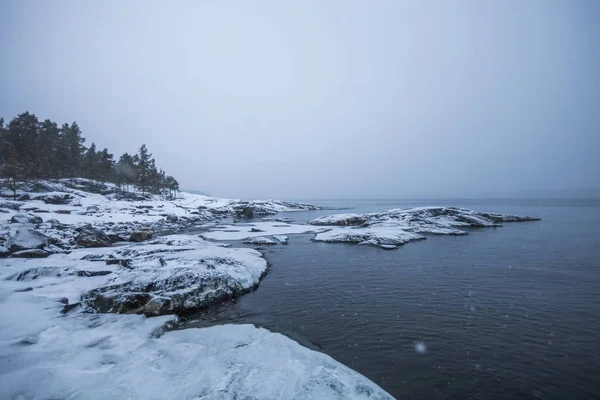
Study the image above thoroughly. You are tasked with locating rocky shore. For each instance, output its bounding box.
[0,179,393,399]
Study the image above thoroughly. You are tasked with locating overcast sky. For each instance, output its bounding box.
[1,0,598,199]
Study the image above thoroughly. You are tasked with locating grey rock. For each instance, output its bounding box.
[10,213,43,225]
[130,231,152,242]
[11,249,50,258]
[76,228,112,248]
[7,229,49,252]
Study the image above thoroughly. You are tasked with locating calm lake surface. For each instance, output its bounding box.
[185,198,600,400]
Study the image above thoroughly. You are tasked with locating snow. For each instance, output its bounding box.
[243,236,278,245]
[314,227,425,248]
[310,207,540,248]
[203,221,327,241]
[6,228,49,252]
[273,235,289,244]
[0,234,392,400]
[1,178,318,228]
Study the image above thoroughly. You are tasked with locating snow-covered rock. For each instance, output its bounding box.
[81,235,268,316]
[314,227,425,247]
[7,229,49,253]
[310,207,540,248]
[10,213,43,225]
[273,235,289,244]
[11,248,50,258]
[32,192,75,205]
[243,236,278,245]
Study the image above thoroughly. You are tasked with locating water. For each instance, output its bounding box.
[184,199,600,399]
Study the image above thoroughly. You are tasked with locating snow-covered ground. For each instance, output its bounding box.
[310,206,540,249]
[0,179,392,399]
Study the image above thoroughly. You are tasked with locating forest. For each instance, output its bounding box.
[0,112,179,198]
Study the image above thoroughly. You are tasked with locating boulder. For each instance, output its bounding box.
[165,214,178,223]
[11,249,50,258]
[0,201,23,211]
[76,228,112,248]
[7,229,49,252]
[33,193,75,205]
[55,210,72,215]
[10,213,43,225]
[130,231,152,242]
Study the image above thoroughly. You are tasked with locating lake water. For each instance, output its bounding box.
[184,199,600,399]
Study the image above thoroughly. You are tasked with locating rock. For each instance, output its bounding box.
[80,235,268,317]
[76,228,112,248]
[17,193,30,201]
[86,205,100,212]
[11,249,50,258]
[33,209,51,213]
[55,210,72,214]
[0,201,24,210]
[7,229,49,252]
[250,227,264,232]
[243,236,277,245]
[129,231,152,242]
[105,259,132,268]
[0,246,10,258]
[272,235,289,245]
[165,214,178,222]
[75,270,113,277]
[33,193,75,205]
[310,207,541,248]
[58,297,69,305]
[108,233,127,243]
[10,213,43,224]
[379,244,397,250]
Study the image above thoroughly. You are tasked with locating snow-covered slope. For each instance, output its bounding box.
[0,237,392,400]
[310,206,540,249]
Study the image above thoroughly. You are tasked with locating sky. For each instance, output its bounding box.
[1,0,599,199]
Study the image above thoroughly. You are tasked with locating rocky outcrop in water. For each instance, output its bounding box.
[309,207,540,248]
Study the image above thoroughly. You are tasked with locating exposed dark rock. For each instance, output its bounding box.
[55,210,72,215]
[76,228,112,248]
[108,233,128,243]
[130,231,152,242]
[58,297,69,305]
[105,259,132,268]
[17,194,30,201]
[250,227,264,232]
[11,249,50,258]
[33,193,75,205]
[81,271,246,317]
[75,270,113,277]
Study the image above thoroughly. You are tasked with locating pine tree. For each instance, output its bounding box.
[136,144,151,193]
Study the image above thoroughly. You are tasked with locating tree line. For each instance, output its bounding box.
[0,112,179,199]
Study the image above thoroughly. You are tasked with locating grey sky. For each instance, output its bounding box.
[1,0,598,199]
